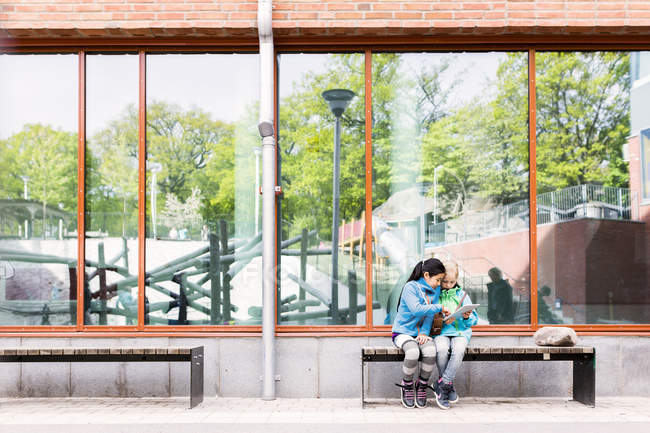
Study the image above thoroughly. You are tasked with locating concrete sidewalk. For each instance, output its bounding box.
[1,396,649,433]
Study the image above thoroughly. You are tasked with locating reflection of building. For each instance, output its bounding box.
[0,199,72,240]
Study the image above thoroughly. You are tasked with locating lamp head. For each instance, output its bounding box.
[322,89,355,117]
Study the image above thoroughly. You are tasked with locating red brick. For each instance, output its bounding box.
[424,12,453,19]
[455,11,484,19]
[104,5,132,12]
[133,5,160,12]
[328,3,356,11]
[536,11,565,19]
[394,12,422,19]
[365,12,393,19]
[229,12,256,20]
[296,3,327,11]
[288,12,318,19]
[186,12,227,20]
[372,3,402,11]
[463,3,491,10]
[404,4,432,11]
[74,4,103,13]
[335,12,363,19]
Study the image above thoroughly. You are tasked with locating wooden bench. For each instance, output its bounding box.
[361,345,595,408]
[0,346,204,408]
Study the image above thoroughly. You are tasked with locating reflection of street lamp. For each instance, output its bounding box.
[322,88,355,324]
[20,176,30,239]
[20,175,30,200]
[253,146,262,235]
[148,162,162,239]
[433,165,442,224]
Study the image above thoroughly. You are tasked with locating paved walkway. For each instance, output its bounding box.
[1,397,649,433]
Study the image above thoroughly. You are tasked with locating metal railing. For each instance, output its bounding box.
[428,184,637,245]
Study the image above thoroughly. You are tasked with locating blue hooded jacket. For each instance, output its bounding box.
[391,277,443,337]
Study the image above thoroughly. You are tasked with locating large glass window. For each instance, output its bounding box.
[278,53,367,325]
[145,53,260,326]
[0,54,79,326]
[372,52,531,326]
[536,51,650,324]
[85,54,139,326]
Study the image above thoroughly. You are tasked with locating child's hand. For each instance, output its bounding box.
[463,311,472,319]
[444,316,455,325]
[416,334,432,345]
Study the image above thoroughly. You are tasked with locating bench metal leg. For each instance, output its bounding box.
[573,353,595,407]
[361,359,365,408]
[190,346,204,409]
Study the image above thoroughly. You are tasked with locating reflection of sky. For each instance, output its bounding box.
[1,52,505,140]
[0,53,259,140]
[394,52,508,108]
[0,54,78,139]
[278,51,508,106]
[87,54,139,137]
[147,53,258,122]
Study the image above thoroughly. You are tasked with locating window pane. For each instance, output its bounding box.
[372,52,531,326]
[537,51,650,324]
[278,53,367,325]
[0,54,78,326]
[145,53,260,326]
[85,54,139,326]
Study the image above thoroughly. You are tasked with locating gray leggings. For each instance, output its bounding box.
[393,334,437,382]
[434,335,468,383]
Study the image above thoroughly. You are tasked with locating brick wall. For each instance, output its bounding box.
[1,1,650,39]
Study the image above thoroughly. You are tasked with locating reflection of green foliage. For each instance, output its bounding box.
[279,54,367,240]
[535,52,630,191]
[87,101,259,238]
[0,124,78,232]
[86,105,139,237]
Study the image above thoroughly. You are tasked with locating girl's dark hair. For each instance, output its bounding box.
[406,258,446,282]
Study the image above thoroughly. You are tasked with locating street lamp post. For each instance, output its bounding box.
[148,162,162,239]
[322,88,355,325]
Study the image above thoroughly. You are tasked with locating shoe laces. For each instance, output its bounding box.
[399,380,415,399]
[416,380,428,399]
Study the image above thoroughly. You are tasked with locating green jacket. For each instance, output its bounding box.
[439,286,478,342]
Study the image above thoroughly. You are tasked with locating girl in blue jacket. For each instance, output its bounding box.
[392,258,448,408]
[432,261,478,410]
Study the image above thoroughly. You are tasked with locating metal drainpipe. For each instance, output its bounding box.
[257,0,276,401]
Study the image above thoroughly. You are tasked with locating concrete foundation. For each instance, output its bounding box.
[0,336,648,398]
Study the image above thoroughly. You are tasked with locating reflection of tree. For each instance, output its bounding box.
[87,106,139,237]
[279,54,367,240]
[535,52,630,191]
[1,124,77,235]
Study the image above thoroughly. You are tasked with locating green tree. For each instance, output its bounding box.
[535,52,630,191]
[3,124,78,235]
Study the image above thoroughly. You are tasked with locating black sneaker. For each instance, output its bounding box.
[448,381,459,404]
[415,378,428,408]
[430,379,451,410]
[396,380,415,408]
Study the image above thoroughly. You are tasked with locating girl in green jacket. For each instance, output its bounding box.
[432,261,478,410]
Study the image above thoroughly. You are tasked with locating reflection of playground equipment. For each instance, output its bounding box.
[0,220,379,325]
[283,227,379,324]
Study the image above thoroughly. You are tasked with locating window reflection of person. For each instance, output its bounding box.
[538,285,560,324]
[487,267,514,324]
